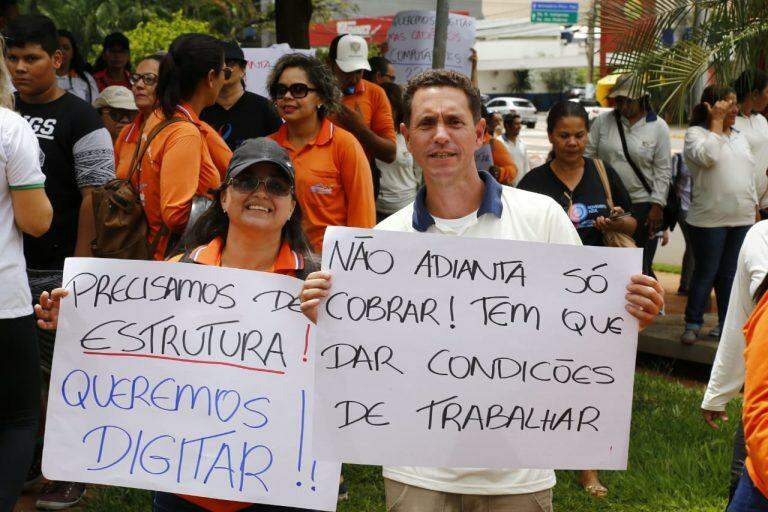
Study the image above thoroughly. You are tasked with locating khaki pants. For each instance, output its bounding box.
[385,478,553,512]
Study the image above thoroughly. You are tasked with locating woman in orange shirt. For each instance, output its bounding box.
[35,138,320,512]
[474,105,517,185]
[117,34,229,259]
[732,275,768,510]
[267,53,376,253]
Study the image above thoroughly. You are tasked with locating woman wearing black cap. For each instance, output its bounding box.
[35,138,319,512]
[93,32,131,91]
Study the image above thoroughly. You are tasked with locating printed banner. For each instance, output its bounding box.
[43,258,340,510]
[385,10,476,83]
[314,227,642,470]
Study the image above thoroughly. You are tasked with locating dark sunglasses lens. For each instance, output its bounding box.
[274,84,288,99]
[288,83,309,98]
[223,68,232,80]
[265,177,291,196]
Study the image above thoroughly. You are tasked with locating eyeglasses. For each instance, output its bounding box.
[129,73,158,86]
[102,108,137,124]
[223,67,233,80]
[272,83,317,100]
[228,174,293,196]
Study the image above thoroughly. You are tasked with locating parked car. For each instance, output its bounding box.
[570,98,613,125]
[485,97,538,128]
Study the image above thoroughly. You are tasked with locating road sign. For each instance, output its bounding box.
[531,1,579,24]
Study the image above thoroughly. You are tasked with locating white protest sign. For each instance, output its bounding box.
[243,46,316,98]
[314,227,642,470]
[385,10,476,83]
[43,258,340,510]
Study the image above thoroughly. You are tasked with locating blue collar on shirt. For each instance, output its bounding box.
[411,171,504,232]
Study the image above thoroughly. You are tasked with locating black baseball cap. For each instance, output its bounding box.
[223,40,245,63]
[226,138,294,183]
[103,32,129,50]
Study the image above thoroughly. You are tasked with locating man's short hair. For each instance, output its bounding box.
[364,56,390,81]
[5,14,59,55]
[403,69,482,126]
[503,112,521,124]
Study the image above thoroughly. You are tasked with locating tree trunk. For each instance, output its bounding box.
[275,0,313,49]
[586,0,596,88]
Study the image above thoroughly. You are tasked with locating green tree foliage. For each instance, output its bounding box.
[598,0,768,117]
[125,10,216,64]
[512,69,532,93]
[539,68,577,93]
[20,0,355,64]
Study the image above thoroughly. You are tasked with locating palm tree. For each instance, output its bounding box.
[598,0,768,117]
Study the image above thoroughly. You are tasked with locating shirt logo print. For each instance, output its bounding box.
[310,183,333,195]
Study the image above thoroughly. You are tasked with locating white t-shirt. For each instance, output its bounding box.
[498,135,530,186]
[377,180,582,495]
[376,133,422,214]
[734,114,768,209]
[0,107,46,318]
[683,126,757,228]
[56,72,100,105]
[702,220,768,411]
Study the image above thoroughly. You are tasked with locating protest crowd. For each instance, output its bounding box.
[0,1,767,511]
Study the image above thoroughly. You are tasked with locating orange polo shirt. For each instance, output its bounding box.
[270,117,376,252]
[483,133,517,185]
[115,104,226,259]
[335,79,396,160]
[167,236,304,512]
[743,290,768,500]
[116,113,232,182]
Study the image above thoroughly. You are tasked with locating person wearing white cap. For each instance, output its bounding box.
[327,33,397,194]
[93,85,137,143]
[585,73,673,277]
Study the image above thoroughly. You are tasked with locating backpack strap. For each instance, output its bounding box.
[126,117,192,183]
[593,159,615,211]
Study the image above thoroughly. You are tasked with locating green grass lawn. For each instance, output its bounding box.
[81,372,740,511]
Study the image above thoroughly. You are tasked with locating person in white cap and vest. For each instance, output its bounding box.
[93,85,137,143]
[585,73,673,278]
[327,33,396,197]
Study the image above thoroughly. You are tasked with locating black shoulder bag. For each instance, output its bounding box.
[614,111,679,231]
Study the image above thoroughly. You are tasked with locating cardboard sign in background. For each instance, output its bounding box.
[243,45,316,98]
[385,10,476,83]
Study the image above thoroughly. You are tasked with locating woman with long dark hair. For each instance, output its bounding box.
[681,85,756,344]
[267,53,375,253]
[55,30,99,104]
[35,138,319,512]
[115,34,231,260]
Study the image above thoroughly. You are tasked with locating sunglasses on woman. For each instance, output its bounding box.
[103,108,137,124]
[129,73,158,86]
[272,83,317,100]
[228,174,293,196]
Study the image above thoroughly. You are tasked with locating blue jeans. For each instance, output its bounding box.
[729,470,768,511]
[684,225,751,330]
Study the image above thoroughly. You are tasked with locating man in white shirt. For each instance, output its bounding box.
[498,113,530,186]
[300,69,664,511]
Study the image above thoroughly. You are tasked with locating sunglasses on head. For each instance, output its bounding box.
[273,83,317,99]
[228,174,293,196]
[129,73,158,86]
